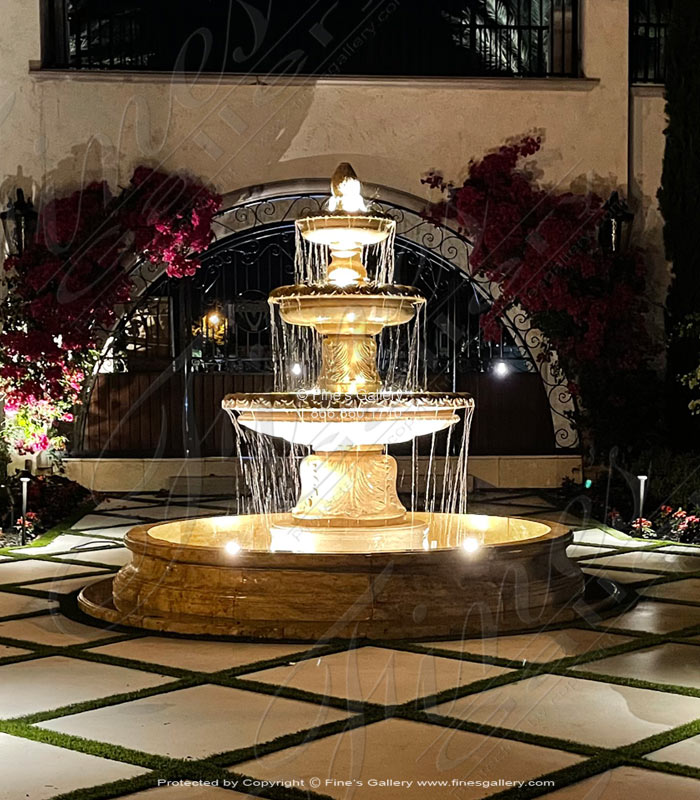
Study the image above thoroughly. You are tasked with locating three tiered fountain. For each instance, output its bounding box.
[80,165,587,639]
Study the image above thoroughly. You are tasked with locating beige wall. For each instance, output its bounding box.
[0,0,667,324]
[1,1,633,210]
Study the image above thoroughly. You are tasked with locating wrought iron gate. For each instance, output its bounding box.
[75,188,577,457]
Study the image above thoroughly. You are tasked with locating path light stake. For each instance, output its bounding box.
[637,474,648,519]
[19,472,30,546]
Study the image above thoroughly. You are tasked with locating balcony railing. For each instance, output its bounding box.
[630,0,671,84]
[41,1,579,78]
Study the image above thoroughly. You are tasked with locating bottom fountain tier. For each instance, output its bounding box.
[78,512,596,640]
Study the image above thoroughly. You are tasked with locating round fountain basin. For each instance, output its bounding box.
[223,391,472,449]
[78,512,586,640]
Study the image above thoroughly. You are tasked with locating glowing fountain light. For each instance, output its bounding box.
[494,360,509,378]
[327,162,367,214]
[462,537,480,553]
[225,540,241,555]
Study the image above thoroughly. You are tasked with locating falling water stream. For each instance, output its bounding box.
[226,227,474,529]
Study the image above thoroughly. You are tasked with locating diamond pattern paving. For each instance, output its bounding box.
[640,577,700,602]
[571,642,700,689]
[601,600,700,634]
[235,718,583,799]
[0,589,58,616]
[430,673,700,747]
[241,646,511,704]
[90,637,311,673]
[39,684,354,758]
[645,735,700,769]
[0,732,148,800]
[124,787,256,799]
[0,497,698,799]
[0,655,171,717]
[421,628,632,663]
[538,765,700,798]
[0,558,108,585]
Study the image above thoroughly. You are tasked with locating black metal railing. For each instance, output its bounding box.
[630,0,671,84]
[41,1,579,78]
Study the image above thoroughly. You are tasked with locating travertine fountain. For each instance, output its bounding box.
[80,165,589,639]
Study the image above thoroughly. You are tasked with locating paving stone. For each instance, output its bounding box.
[11,533,107,555]
[71,513,144,531]
[27,574,107,595]
[0,731,148,800]
[131,505,224,521]
[579,550,700,573]
[603,600,700,634]
[582,567,661,584]
[0,644,31,658]
[566,544,615,559]
[640,577,700,602]
[571,643,700,689]
[90,637,311,672]
[0,559,108,586]
[70,514,144,540]
[125,786,254,799]
[0,590,57,617]
[573,529,657,548]
[0,655,171,717]
[422,629,632,663]
[645,734,700,768]
[430,673,700,747]
[39,684,353,758]
[655,545,700,556]
[235,718,582,800]
[538,765,700,798]
[241,646,511,704]
[0,612,121,646]
[55,547,131,567]
[95,497,160,512]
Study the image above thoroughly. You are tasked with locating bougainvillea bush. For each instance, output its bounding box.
[0,168,221,458]
[423,136,659,457]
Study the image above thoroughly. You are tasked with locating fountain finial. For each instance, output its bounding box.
[329,162,366,214]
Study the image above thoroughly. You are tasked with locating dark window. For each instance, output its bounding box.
[41,1,579,78]
[630,0,671,84]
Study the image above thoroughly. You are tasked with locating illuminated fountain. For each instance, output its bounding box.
[80,165,591,639]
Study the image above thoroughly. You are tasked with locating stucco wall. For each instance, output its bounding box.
[0,0,667,314]
[1,1,629,205]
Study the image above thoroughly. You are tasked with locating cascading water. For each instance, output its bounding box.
[223,163,474,550]
[79,164,591,641]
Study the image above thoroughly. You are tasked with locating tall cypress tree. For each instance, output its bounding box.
[658,0,700,442]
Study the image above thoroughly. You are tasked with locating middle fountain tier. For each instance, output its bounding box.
[223,164,473,546]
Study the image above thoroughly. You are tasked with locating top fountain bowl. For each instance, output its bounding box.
[297,214,395,247]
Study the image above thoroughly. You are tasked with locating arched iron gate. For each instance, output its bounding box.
[74,188,577,458]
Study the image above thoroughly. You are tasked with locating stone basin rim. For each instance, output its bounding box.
[123,513,571,566]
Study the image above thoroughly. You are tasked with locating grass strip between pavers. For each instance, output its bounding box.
[1,506,699,798]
